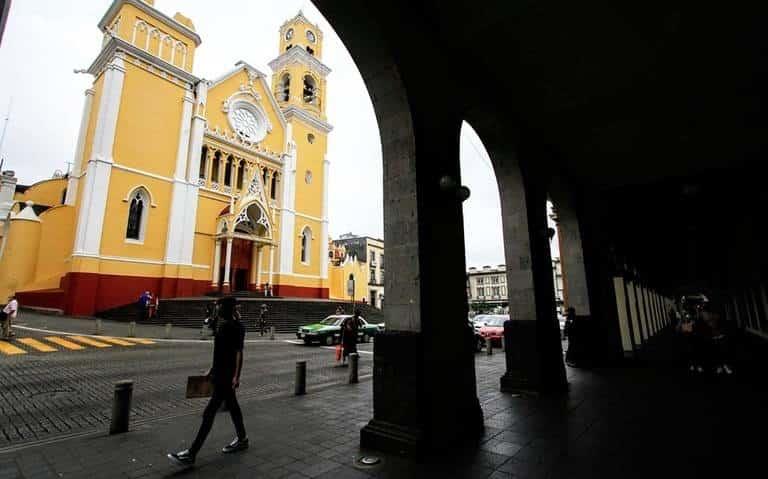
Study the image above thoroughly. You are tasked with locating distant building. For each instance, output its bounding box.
[328,233,384,308]
[467,265,508,312]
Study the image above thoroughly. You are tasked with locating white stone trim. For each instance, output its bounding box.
[279,125,297,275]
[66,89,96,206]
[73,56,125,257]
[122,184,158,207]
[278,272,324,280]
[282,105,333,133]
[268,45,331,77]
[111,163,174,184]
[98,0,202,46]
[320,154,330,279]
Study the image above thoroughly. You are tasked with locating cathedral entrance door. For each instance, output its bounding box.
[234,269,248,292]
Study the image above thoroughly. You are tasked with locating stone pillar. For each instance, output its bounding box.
[279,127,297,276]
[613,276,635,356]
[320,154,330,280]
[268,244,275,286]
[249,244,260,290]
[549,182,590,316]
[360,113,483,454]
[256,247,263,288]
[496,156,567,394]
[222,237,233,294]
[65,89,96,206]
[73,56,125,257]
[211,239,222,287]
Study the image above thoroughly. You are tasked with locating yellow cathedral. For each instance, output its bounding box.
[0,0,333,316]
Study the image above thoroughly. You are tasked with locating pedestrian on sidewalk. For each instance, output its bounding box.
[169,296,248,466]
[703,304,733,376]
[1,295,18,340]
[335,305,344,316]
[137,291,151,322]
[258,303,268,336]
[340,309,361,366]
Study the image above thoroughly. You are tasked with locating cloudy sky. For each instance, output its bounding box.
[0,0,506,268]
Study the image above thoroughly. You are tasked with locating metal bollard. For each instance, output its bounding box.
[486,337,493,356]
[295,361,307,396]
[94,319,102,336]
[270,326,275,340]
[164,323,172,339]
[348,353,359,384]
[128,321,136,338]
[109,380,133,435]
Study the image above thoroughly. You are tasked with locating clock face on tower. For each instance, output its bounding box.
[306,30,316,43]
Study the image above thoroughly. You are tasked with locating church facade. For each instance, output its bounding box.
[0,0,333,315]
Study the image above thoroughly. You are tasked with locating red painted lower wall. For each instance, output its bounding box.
[19,272,329,316]
[59,273,210,316]
[273,284,330,299]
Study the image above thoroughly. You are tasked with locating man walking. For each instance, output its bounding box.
[169,296,248,466]
[1,295,18,340]
[258,304,268,337]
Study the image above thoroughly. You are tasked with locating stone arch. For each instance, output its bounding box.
[234,201,272,239]
[299,225,313,264]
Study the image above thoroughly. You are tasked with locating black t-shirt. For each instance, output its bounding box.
[211,319,245,385]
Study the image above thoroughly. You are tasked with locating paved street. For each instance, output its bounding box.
[1,313,372,452]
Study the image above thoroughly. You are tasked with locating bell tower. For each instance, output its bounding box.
[269,11,330,122]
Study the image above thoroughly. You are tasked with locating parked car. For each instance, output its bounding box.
[479,316,507,347]
[297,315,379,346]
[472,314,491,333]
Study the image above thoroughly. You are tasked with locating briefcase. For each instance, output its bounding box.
[186,375,213,399]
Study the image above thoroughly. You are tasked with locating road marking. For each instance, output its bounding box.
[0,340,26,355]
[125,338,155,345]
[68,336,112,348]
[17,338,57,352]
[99,337,135,346]
[45,336,86,350]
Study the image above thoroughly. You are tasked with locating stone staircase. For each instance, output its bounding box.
[97,297,385,334]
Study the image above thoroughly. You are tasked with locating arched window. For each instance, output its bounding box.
[270,174,278,200]
[262,168,268,188]
[224,155,234,186]
[126,188,149,241]
[211,151,221,183]
[279,73,291,101]
[199,146,208,179]
[236,162,245,190]
[303,75,317,104]
[300,227,312,264]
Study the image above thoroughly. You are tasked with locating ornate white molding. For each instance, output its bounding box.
[282,105,333,133]
[98,0,201,46]
[89,36,199,87]
[268,45,331,77]
[203,128,283,162]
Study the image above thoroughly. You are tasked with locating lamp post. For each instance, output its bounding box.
[348,273,355,313]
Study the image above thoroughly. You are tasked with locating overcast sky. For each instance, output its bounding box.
[0,0,509,268]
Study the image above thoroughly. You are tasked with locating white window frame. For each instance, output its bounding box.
[124,187,151,244]
[300,226,312,265]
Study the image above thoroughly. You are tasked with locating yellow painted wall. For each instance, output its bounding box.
[293,218,322,276]
[26,206,76,290]
[328,260,368,301]
[292,122,326,219]
[14,178,67,207]
[0,217,42,300]
[112,63,185,178]
[99,168,172,260]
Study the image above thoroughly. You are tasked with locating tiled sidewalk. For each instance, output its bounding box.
[1,334,766,478]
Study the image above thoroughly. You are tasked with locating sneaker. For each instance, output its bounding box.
[724,365,733,375]
[715,366,724,375]
[168,449,195,466]
[696,366,704,373]
[689,365,696,372]
[222,437,249,454]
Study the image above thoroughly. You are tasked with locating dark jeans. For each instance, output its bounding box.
[189,384,246,456]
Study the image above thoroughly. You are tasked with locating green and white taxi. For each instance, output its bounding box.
[296,315,379,346]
